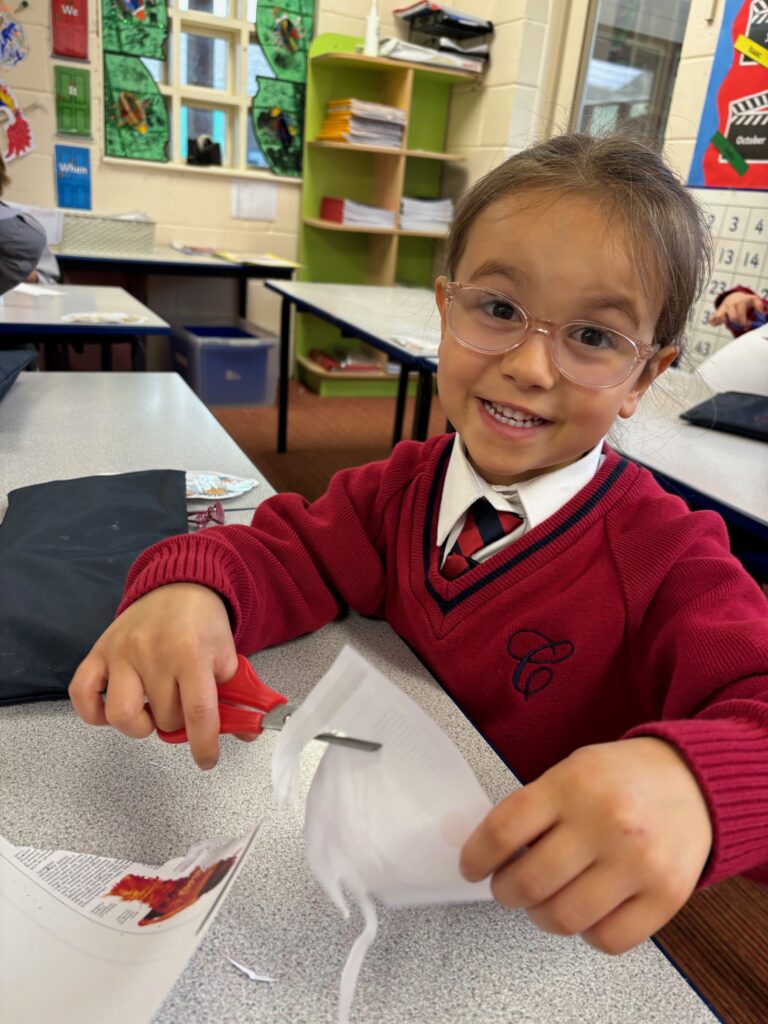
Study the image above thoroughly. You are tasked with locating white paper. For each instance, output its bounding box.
[272,645,493,1023]
[0,826,260,1024]
[10,281,65,296]
[231,179,278,222]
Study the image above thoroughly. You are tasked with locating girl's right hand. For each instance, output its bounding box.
[709,290,766,328]
[68,583,239,769]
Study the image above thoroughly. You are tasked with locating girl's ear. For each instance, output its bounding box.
[435,275,449,339]
[617,344,678,419]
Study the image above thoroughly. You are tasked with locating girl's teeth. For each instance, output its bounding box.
[484,400,545,427]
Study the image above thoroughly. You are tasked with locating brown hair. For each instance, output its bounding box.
[0,154,10,196]
[445,133,712,354]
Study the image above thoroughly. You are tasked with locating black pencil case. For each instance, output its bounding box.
[680,391,768,442]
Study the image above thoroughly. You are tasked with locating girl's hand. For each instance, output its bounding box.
[459,737,712,954]
[68,583,238,769]
[710,290,766,328]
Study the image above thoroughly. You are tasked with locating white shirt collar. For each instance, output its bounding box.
[437,435,605,547]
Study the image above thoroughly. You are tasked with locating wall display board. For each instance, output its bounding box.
[684,187,766,367]
[101,0,169,161]
[252,0,313,177]
[103,53,168,160]
[689,0,768,188]
[55,65,91,136]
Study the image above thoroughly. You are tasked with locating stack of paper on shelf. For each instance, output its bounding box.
[317,98,406,148]
[321,196,396,229]
[399,196,455,234]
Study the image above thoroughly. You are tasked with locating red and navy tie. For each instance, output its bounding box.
[442,498,524,580]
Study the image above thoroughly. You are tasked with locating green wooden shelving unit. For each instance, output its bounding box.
[296,33,477,397]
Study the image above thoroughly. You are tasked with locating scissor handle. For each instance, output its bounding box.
[157,654,287,745]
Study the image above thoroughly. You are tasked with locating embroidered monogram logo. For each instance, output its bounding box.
[506,629,575,701]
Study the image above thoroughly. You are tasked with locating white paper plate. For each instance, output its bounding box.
[185,472,259,500]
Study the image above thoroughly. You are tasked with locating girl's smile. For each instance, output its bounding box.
[435,192,677,486]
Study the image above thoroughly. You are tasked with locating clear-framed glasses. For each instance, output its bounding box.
[443,281,659,389]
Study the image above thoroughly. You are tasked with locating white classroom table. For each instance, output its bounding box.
[0,372,719,1023]
[616,326,768,534]
[265,280,440,451]
[0,283,171,371]
[55,245,296,319]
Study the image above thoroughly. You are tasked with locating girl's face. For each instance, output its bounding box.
[435,192,677,485]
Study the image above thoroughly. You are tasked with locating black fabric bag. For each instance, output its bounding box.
[0,349,36,402]
[680,391,768,443]
[0,470,187,704]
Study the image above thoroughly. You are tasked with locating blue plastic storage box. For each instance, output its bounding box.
[171,322,277,406]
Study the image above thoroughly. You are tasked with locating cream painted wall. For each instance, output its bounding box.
[662,0,727,178]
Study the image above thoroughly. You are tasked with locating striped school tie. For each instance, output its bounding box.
[442,498,524,580]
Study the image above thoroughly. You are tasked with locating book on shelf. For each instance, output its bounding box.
[317,97,406,148]
[320,196,396,229]
[378,37,484,73]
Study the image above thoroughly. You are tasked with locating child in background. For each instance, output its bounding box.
[69,133,768,957]
[0,155,60,287]
[710,284,767,336]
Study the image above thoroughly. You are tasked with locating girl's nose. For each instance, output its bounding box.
[498,327,559,389]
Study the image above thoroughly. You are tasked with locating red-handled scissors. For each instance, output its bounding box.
[156,654,381,752]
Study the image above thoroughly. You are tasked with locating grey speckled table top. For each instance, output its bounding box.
[0,373,715,1023]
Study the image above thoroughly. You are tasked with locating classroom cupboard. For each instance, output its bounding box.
[296,33,478,396]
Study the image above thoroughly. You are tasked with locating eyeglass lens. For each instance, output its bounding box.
[448,287,640,386]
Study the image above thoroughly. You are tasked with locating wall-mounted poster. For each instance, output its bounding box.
[101,0,167,60]
[0,0,29,67]
[55,144,92,209]
[51,0,88,60]
[103,53,168,161]
[55,66,91,135]
[256,0,313,84]
[251,78,304,177]
[689,0,768,188]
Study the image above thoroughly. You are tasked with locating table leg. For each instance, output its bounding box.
[277,296,291,453]
[392,364,409,447]
[412,367,434,441]
[237,273,248,319]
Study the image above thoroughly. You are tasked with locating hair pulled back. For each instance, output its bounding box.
[446,133,712,353]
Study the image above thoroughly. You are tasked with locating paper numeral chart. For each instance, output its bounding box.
[685,187,768,369]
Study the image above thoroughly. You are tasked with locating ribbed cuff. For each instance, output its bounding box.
[116,531,253,646]
[625,711,768,887]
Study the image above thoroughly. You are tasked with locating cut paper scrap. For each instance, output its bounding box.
[272,645,494,1024]
[735,32,768,69]
[0,83,34,162]
[711,129,748,175]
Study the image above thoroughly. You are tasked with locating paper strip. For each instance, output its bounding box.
[734,32,768,69]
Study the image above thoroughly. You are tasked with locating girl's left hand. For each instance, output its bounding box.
[459,737,712,954]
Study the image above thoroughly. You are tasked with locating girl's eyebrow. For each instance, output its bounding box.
[581,293,642,329]
[469,260,530,286]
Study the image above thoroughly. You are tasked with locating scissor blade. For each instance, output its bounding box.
[260,705,381,752]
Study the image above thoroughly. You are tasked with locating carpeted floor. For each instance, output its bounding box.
[214,380,446,501]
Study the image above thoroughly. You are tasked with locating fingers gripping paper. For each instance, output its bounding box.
[271,646,493,1023]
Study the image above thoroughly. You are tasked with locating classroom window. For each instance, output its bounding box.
[104,0,309,176]
[572,0,693,150]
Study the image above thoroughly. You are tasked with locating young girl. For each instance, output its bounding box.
[69,133,768,957]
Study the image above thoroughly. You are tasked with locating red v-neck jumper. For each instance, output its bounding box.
[121,436,768,888]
